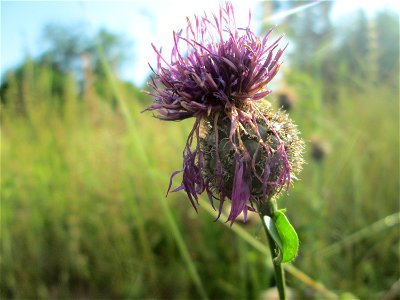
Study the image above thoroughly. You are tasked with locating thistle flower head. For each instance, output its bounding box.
[146,2,286,120]
[145,2,304,224]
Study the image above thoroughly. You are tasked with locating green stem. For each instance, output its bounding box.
[265,227,286,300]
[260,199,287,300]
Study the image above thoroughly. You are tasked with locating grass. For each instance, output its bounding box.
[1,55,399,299]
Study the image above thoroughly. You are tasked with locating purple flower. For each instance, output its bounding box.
[147,2,285,120]
[145,2,303,224]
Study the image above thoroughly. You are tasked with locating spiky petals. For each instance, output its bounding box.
[145,2,286,121]
[227,154,252,224]
[200,102,303,224]
[145,2,299,224]
[167,118,207,211]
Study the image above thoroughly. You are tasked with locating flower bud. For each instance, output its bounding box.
[201,101,304,222]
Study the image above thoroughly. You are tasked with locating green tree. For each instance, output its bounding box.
[40,23,132,78]
[263,2,399,101]
[1,24,138,109]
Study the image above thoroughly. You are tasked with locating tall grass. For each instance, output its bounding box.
[1,55,399,299]
[282,71,399,297]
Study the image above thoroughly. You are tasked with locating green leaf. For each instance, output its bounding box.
[263,215,283,249]
[274,210,299,263]
[262,210,299,264]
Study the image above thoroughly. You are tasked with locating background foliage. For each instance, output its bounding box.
[1,3,399,299]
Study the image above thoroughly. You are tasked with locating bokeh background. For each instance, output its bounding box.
[1,1,399,299]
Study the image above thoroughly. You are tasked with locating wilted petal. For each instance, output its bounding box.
[227,154,252,224]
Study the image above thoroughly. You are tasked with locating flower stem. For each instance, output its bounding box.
[260,199,287,300]
[265,226,286,300]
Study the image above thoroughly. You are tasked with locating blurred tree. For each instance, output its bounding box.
[263,1,334,73]
[40,23,91,74]
[327,8,399,91]
[39,23,132,79]
[375,9,399,87]
[93,29,131,77]
[263,1,399,102]
[263,1,336,102]
[1,24,140,109]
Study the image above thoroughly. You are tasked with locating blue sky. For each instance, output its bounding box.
[1,1,399,86]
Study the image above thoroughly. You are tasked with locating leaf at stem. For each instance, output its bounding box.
[274,210,299,263]
[263,209,299,264]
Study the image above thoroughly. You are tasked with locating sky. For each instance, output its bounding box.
[1,0,399,86]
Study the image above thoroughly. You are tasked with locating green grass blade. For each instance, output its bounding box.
[96,42,208,299]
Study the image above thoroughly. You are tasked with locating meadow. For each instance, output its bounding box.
[1,7,399,300]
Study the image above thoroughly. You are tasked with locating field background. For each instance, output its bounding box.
[1,2,399,299]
